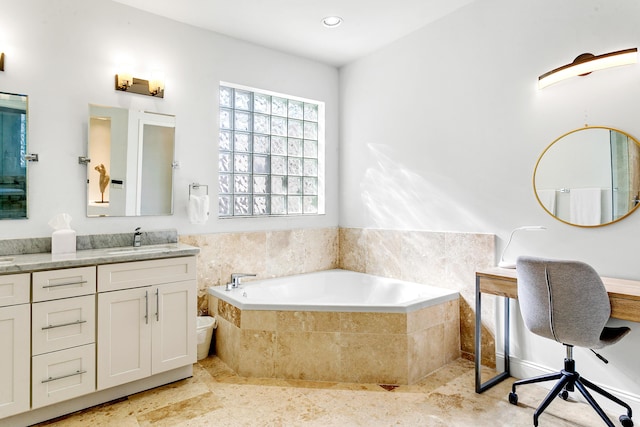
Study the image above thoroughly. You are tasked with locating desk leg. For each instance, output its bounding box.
[475,277,511,393]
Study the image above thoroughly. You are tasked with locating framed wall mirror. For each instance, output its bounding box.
[0,92,28,219]
[87,104,175,217]
[534,126,640,227]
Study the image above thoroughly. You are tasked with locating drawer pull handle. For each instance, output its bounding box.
[41,369,87,384]
[145,290,149,325]
[41,319,87,330]
[155,288,159,321]
[42,280,88,289]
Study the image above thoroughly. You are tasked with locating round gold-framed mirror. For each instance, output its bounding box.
[534,126,640,227]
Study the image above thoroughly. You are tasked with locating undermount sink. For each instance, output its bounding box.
[107,245,175,255]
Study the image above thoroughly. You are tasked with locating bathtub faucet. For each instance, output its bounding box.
[227,273,256,290]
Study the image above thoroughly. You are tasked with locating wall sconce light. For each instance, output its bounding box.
[498,226,546,269]
[538,48,637,89]
[115,71,164,98]
[149,72,165,96]
[0,52,4,72]
[115,72,132,91]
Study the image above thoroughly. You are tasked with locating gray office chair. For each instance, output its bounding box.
[509,256,633,427]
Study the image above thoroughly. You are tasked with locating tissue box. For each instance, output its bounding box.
[52,229,76,254]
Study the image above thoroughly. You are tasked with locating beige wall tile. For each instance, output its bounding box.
[407,304,445,333]
[444,299,459,323]
[303,227,339,272]
[266,229,306,277]
[238,329,276,378]
[218,299,241,328]
[444,318,461,363]
[277,311,341,332]
[215,318,240,372]
[409,324,445,383]
[338,228,366,272]
[276,332,341,381]
[340,312,406,335]
[400,231,447,286]
[242,310,277,331]
[208,296,219,317]
[339,333,408,384]
[365,229,402,277]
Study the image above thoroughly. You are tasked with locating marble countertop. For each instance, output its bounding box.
[0,242,200,274]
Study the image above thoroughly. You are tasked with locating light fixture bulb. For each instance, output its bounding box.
[538,48,637,89]
[149,71,165,96]
[322,16,343,28]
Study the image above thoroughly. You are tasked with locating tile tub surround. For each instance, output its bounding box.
[209,296,460,385]
[338,228,496,366]
[187,227,494,365]
[180,227,339,314]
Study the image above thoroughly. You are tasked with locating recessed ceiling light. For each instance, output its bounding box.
[322,16,343,28]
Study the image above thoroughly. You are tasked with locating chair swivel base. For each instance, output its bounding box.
[508,358,633,427]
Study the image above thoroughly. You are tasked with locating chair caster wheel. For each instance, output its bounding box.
[620,414,633,427]
[559,390,568,400]
[508,392,518,405]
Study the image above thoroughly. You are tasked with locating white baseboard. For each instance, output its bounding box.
[497,353,640,417]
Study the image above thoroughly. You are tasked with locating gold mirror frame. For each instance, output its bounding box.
[533,126,640,227]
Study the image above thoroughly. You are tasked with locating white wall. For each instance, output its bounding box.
[340,0,640,279]
[0,0,339,237]
[340,0,640,409]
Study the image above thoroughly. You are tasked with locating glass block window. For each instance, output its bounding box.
[218,83,324,217]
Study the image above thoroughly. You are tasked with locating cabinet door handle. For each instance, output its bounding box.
[41,319,87,330]
[145,290,149,325]
[42,280,87,289]
[41,369,87,383]
[155,288,159,321]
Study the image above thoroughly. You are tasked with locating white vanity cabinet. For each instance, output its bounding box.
[0,274,30,419]
[0,247,199,427]
[97,257,196,390]
[31,267,97,409]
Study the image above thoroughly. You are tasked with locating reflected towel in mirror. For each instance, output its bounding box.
[570,188,601,226]
[188,195,210,224]
[537,189,556,215]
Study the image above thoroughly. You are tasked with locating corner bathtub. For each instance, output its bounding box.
[208,269,460,385]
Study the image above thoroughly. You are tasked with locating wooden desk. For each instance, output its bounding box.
[474,267,640,393]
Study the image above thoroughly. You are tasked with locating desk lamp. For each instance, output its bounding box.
[498,226,546,268]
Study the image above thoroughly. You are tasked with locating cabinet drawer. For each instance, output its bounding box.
[32,294,96,355]
[32,343,96,409]
[33,266,96,302]
[0,273,30,307]
[98,256,196,292]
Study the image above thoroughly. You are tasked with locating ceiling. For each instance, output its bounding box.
[111,0,475,67]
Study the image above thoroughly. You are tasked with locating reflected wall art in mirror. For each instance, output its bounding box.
[534,126,640,227]
[0,92,28,219]
[87,104,175,217]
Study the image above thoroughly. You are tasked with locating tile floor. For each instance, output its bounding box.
[35,357,623,426]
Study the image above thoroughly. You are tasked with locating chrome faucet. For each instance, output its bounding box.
[225,273,256,291]
[133,227,142,247]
